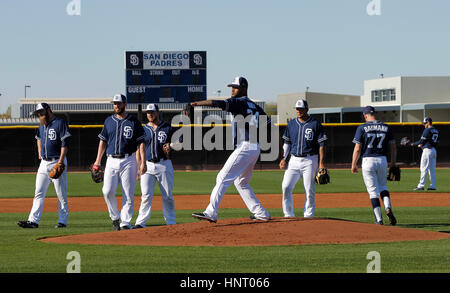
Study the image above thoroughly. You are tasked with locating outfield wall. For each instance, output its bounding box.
[0,123,449,172]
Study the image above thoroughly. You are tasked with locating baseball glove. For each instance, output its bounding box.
[184,103,193,119]
[315,168,330,184]
[89,164,104,183]
[49,162,65,179]
[387,166,401,181]
[162,143,171,159]
[400,137,411,146]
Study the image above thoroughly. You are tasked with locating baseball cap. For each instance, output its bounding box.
[423,117,432,124]
[111,94,127,103]
[227,76,248,88]
[295,99,308,109]
[33,103,50,114]
[363,106,375,115]
[145,103,159,112]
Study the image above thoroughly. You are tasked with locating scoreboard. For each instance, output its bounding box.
[125,51,207,104]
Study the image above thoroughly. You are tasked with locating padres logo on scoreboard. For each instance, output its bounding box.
[125,51,207,104]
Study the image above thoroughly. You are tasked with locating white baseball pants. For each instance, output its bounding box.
[102,154,138,228]
[282,155,318,218]
[135,159,176,226]
[361,156,388,199]
[204,141,270,220]
[417,147,437,189]
[28,158,69,225]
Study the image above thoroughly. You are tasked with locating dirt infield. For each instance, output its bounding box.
[2,192,450,213]
[8,192,450,247]
[41,217,450,247]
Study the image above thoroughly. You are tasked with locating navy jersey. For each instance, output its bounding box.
[413,126,439,149]
[35,117,71,160]
[212,96,270,146]
[282,116,327,156]
[352,121,395,158]
[143,121,174,161]
[98,114,145,156]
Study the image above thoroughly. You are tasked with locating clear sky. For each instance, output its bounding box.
[1,0,450,112]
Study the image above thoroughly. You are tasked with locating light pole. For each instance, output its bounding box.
[25,85,31,99]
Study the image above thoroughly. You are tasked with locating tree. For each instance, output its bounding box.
[0,105,12,119]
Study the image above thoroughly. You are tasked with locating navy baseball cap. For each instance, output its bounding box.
[145,103,159,112]
[295,99,308,109]
[363,106,375,115]
[227,76,248,88]
[111,94,127,103]
[33,103,50,114]
[423,117,432,124]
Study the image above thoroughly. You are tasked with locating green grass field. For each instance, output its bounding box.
[1,168,449,198]
[0,169,449,273]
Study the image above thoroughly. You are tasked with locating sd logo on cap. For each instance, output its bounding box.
[145,104,159,112]
[111,94,127,103]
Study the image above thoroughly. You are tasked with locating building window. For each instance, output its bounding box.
[390,89,396,101]
[382,90,388,101]
[371,90,381,102]
[371,88,396,102]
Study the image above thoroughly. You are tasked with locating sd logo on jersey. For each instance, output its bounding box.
[305,128,313,141]
[158,131,167,143]
[48,129,57,141]
[124,126,133,139]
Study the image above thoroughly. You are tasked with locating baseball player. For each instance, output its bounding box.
[351,106,397,225]
[411,117,439,191]
[133,104,176,228]
[279,99,327,218]
[17,103,71,228]
[190,76,271,223]
[93,94,146,230]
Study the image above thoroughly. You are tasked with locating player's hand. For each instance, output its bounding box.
[139,163,147,176]
[279,159,287,170]
[418,144,422,148]
[351,165,358,174]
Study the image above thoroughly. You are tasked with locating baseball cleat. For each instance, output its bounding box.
[427,187,436,191]
[112,220,121,231]
[132,225,144,229]
[55,223,66,228]
[413,187,424,191]
[120,225,131,230]
[192,212,217,223]
[249,215,271,221]
[17,220,39,228]
[375,220,384,225]
[386,208,397,226]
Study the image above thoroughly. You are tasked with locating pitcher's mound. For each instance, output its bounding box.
[41,217,450,247]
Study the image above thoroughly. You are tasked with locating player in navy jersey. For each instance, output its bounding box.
[93,94,146,230]
[190,76,271,223]
[351,106,397,225]
[411,117,439,191]
[17,103,71,229]
[279,99,327,218]
[133,104,177,228]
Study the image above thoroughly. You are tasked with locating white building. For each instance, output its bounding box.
[362,76,450,122]
[278,76,450,123]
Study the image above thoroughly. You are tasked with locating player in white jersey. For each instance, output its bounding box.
[190,76,271,223]
[351,106,397,225]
